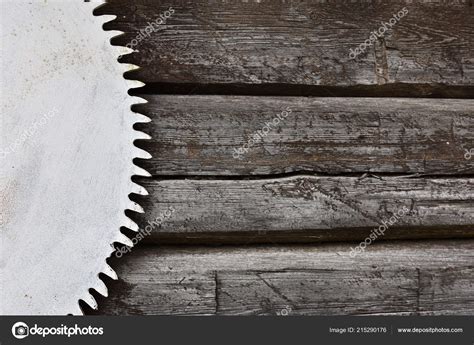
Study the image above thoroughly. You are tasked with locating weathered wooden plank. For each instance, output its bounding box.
[98,0,473,92]
[135,96,474,176]
[131,176,474,244]
[217,270,419,315]
[90,240,474,315]
[91,271,216,315]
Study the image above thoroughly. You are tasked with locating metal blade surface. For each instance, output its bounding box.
[0,0,150,315]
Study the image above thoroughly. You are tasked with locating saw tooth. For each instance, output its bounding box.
[129,201,145,214]
[134,113,152,123]
[131,182,149,196]
[82,293,98,310]
[100,14,116,22]
[97,14,117,26]
[115,46,132,60]
[116,233,134,247]
[123,63,141,73]
[119,46,135,56]
[134,130,151,140]
[126,80,146,89]
[133,165,152,177]
[134,147,152,159]
[102,264,118,280]
[94,279,108,297]
[87,1,107,13]
[105,30,123,39]
[127,219,140,232]
[130,96,148,105]
[122,214,140,232]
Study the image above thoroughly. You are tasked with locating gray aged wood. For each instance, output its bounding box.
[135,96,474,176]
[99,0,473,92]
[90,1,474,316]
[131,176,474,244]
[91,240,474,315]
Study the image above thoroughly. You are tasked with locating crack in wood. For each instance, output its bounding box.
[255,273,295,309]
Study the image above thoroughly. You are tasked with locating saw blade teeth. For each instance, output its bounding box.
[94,279,109,297]
[131,182,149,196]
[102,264,118,280]
[97,14,117,26]
[130,96,148,105]
[122,214,140,232]
[134,130,152,140]
[133,165,152,177]
[100,14,116,22]
[134,147,152,159]
[116,46,133,60]
[126,80,146,89]
[127,220,140,232]
[82,293,98,310]
[134,113,152,123]
[129,202,145,214]
[116,233,134,247]
[123,63,141,72]
[120,46,135,56]
[87,1,107,13]
[106,30,123,39]
[84,2,152,315]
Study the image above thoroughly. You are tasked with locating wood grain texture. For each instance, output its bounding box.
[90,240,474,315]
[90,1,474,317]
[98,0,473,91]
[130,176,474,244]
[135,95,474,176]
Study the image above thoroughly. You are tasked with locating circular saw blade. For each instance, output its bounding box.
[0,0,150,314]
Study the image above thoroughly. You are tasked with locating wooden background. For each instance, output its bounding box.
[87,0,474,315]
